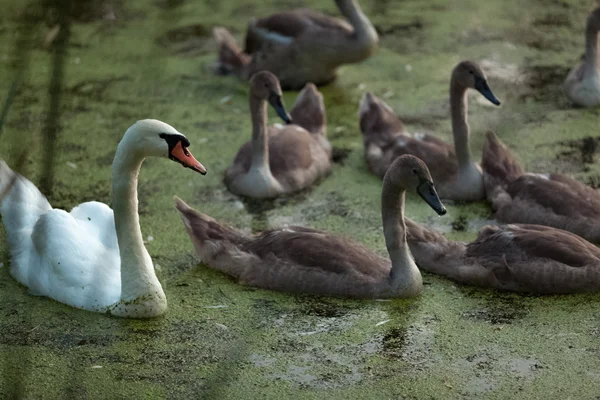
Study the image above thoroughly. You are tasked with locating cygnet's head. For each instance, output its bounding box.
[125,119,207,175]
[452,60,501,106]
[249,71,293,124]
[385,155,446,216]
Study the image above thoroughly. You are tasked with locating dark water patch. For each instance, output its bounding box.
[95,151,115,166]
[34,0,124,24]
[58,141,87,155]
[369,0,392,15]
[154,0,185,9]
[375,19,423,36]
[459,290,531,325]
[532,12,572,28]
[451,215,468,232]
[332,147,352,165]
[67,76,130,100]
[553,135,600,166]
[0,322,116,350]
[517,64,571,107]
[150,253,198,277]
[156,24,215,56]
[252,298,285,315]
[294,295,351,318]
[381,327,407,359]
[462,307,524,325]
[230,3,257,18]
[584,174,600,189]
[523,65,569,91]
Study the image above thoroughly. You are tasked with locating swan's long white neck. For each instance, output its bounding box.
[381,177,422,292]
[111,138,162,301]
[584,17,600,79]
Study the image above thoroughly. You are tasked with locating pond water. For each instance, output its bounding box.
[1,0,600,398]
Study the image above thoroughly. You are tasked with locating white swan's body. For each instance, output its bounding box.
[0,119,206,318]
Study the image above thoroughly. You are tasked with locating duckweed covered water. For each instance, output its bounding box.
[1,0,600,398]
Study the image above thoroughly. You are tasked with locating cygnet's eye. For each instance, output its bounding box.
[412,169,418,174]
[469,70,474,75]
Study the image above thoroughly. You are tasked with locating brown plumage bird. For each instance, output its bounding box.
[176,155,446,299]
[213,0,378,90]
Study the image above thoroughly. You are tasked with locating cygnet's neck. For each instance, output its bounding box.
[450,80,474,170]
[380,176,422,294]
[249,94,271,173]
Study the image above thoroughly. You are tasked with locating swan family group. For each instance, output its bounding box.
[2,0,600,319]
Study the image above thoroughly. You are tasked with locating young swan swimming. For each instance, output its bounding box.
[0,120,206,318]
[564,7,600,107]
[176,155,446,298]
[213,0,378,90]
[359,60,501,201]
[481,131,600,243]
[225,71,332,199]
[406,220,600,294]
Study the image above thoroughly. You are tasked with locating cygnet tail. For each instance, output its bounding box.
[174,196,251,278]
[213,27,250,76]
[358,92,405,146]
[290,83,327,136]
[481,131,524,202]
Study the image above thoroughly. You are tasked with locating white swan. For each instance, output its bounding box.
[0,119,206,318]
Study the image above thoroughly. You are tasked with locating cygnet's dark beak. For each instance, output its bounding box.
[474,76,501,106]
[268,92,293,124]
[417,180,446,216]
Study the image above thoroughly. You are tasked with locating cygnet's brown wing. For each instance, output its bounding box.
[242,226,389,278]
[359,92,456,181]
[245,9,351,53]
[177,197,389,296]
[385,135,457,184]
[464,224,600,293]
[405,218,467,277]
[505,174,600,219]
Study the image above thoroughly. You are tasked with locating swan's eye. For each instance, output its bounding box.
[412,169,418,174]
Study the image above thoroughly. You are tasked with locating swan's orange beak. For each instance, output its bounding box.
[170,141,207,175]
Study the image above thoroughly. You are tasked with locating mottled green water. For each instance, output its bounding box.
[1,0,600,398]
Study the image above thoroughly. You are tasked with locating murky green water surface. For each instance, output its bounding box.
[1,0,600,398]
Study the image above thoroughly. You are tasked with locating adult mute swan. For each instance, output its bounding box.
[0,119,206,318]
